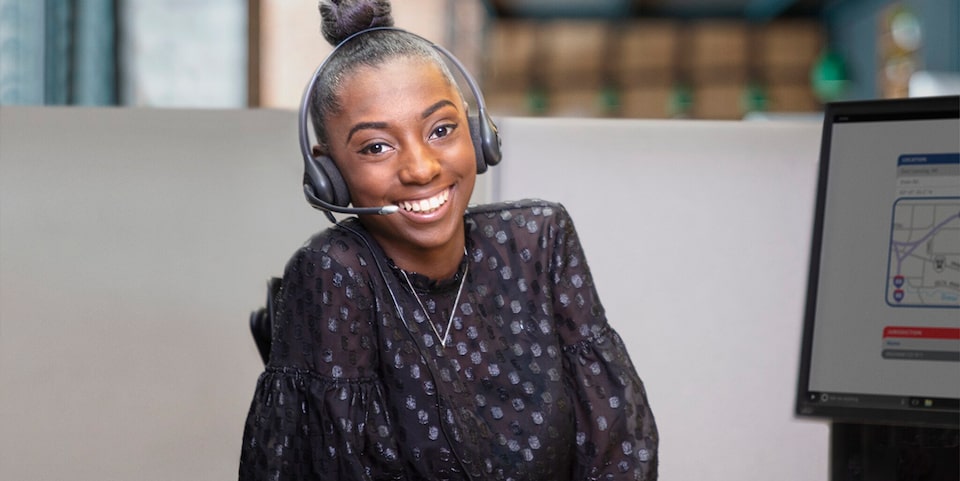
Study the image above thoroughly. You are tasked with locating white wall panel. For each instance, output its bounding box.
[493,116,828,480]
[0,107,827,480]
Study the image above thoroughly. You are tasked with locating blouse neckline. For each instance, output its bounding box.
[341,217,472,294]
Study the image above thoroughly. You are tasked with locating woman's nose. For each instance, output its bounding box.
[399,142,441,184]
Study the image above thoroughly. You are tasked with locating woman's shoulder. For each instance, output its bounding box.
[302,218,363,248]
[466,198,572,225]
[464,199,578,256]
[283,219,373,274]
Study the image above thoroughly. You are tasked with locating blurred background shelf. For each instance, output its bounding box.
[1,0,957,118]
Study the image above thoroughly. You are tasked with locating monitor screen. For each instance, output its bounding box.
[796,95,960,428]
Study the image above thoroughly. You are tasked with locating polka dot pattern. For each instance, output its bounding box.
[239,200,658,480]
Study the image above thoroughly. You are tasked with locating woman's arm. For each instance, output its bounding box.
[547,205,659,480]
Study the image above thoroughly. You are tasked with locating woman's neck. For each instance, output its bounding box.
[387,240,465,280]
[358,220,466,280]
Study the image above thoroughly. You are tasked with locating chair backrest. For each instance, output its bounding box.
[249,277,282,365]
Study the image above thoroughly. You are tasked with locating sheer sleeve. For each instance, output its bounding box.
[548,205,659,480]
[239,244,405,481]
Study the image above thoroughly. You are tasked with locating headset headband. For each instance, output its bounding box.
[298,27,490,160]
[298,26,501,220]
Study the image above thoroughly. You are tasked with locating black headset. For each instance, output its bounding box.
[299,27,502,217]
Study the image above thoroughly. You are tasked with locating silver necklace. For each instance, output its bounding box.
[400,261,468,347]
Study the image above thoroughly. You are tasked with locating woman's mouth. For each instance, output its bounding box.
[397,188,450,215]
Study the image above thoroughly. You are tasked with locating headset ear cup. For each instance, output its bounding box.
[468,113,487,174]
[318,155,351,206]
[478,110,502,169]
[303,154,351,208]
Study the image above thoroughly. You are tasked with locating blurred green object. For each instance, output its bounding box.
[526,87,549,115]
[598,85,621,116]
[811,49,849,103]
[741,82,768,113]
[668,83,693,118]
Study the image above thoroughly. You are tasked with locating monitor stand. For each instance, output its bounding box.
[830,422,959,481]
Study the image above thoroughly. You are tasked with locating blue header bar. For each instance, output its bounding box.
[898,153,960,166]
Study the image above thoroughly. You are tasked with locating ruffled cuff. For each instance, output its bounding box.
[239,367,404,481]
[564,325,659,481]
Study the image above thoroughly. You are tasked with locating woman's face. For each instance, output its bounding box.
[323,55,478,271]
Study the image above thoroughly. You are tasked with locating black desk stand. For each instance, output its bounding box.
[830,422,959,481]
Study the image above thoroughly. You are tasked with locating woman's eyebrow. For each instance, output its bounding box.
[346,121,388,144]
[421,99,457,119]
[344,100,457,144]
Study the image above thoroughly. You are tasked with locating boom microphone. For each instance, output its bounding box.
[298,27,499,221]
[302,183,400,216]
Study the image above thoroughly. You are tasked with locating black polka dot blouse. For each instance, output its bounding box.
[239,199,658,480]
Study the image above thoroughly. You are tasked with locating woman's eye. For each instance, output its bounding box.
[430,124,456,139]
[359,143,388,155]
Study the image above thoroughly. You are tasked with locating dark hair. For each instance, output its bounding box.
[311,0,460,150]
[319,0,393,46]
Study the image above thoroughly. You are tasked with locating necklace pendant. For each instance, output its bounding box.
[401,262,469,349]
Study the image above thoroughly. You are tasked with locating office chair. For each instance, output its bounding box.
[249,277,281,365]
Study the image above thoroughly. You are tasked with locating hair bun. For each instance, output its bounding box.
[319,0,394,46]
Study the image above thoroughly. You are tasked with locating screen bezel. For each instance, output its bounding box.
[795,95,960,429]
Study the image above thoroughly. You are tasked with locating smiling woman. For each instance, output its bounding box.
[237,1,658,480]
[324,55,478,278]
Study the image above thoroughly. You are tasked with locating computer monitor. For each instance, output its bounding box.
[796,95,960,428]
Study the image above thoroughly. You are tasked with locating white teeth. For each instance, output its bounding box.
[399,189,449,214]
